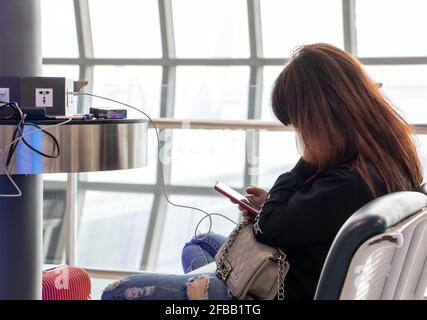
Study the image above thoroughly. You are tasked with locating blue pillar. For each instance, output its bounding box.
[0,0,43,299]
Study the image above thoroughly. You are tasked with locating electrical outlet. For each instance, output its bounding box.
[35,88,53,107]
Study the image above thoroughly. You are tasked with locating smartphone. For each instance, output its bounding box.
[214,181,259,215]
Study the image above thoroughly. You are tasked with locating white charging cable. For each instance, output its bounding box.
[73,92,238,237]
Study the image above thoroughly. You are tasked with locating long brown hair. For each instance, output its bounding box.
[271,43,423,195]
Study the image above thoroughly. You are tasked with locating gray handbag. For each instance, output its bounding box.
[215,220,290,300]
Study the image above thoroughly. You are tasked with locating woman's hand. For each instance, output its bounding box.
[245,186,268,207]
[239,186,268,221]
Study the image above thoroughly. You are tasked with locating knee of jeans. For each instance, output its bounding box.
[181,243,198,273]
[184,233,210,247]
[182,233,211,262]
[186,275,210,300]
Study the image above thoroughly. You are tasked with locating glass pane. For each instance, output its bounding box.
[86,129,158,184]
[356,0,427,57]
[172,0,249,58]
[77,191,154,270]
[170,129,246,188]
[43,188,66,264]
[261,0,343,57]
[258,131,301,189]
[41,0,79,58]
[91,66,162,118]
[261,66,284,120]
[416,134,427,181]
[43,173,67,181]
[89,0,162,58]
[42,65,79,80]
[363,65,427,124]
[174,67,250,119]
[154,195,239,273]
[91,278,113,300]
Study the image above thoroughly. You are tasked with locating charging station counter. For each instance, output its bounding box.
[0,118,148,299]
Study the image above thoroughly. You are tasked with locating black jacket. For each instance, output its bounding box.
[253,158,387,300]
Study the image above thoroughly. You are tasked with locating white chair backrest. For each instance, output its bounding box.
[339,207,427,300]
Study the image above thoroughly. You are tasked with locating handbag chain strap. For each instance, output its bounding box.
[216,220,247,281]
[277,248,287,301]
[216,220,287,300]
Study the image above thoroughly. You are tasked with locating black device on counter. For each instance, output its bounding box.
[89,107,127,119]
[20,107,47,120]
[0,105,47,120]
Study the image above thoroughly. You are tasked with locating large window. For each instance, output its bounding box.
[174,67,250,119]
[41,0,78,58]
[363,65,427,123]
[260,0,344,57]
[172,0,250,58]
[41,0,427,274]
[91,65,163,117]
[356,0,427,57]
[88,0,162,58]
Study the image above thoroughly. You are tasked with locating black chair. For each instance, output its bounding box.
[315,190,427,300]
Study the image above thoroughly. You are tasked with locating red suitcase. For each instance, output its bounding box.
[42,265,91,300]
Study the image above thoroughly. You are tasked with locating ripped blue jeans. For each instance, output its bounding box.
[101,232,233,300]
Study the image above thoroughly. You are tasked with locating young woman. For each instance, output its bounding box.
[101,43,423,300]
